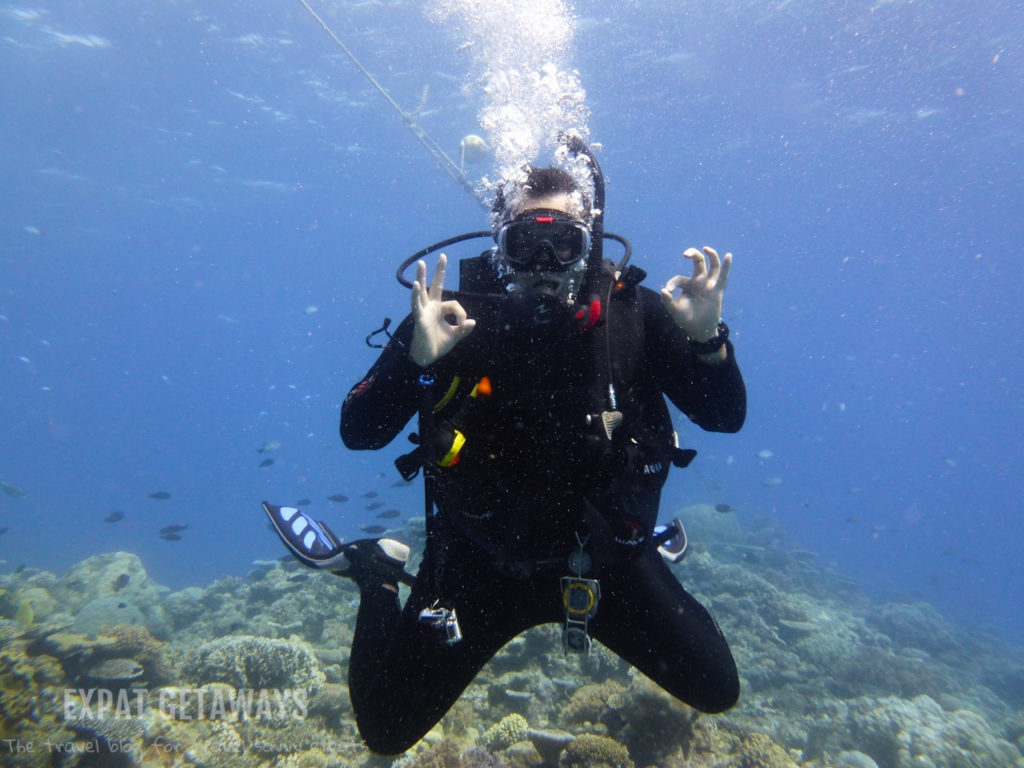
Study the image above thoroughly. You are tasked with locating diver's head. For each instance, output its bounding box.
[493,167,592,303]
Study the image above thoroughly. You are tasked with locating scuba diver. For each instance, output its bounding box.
[263,143,746,754]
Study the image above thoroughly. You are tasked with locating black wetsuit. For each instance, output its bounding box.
[340,259,746,754]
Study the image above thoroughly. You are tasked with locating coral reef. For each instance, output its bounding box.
[848,694,1020,768]
[0,626,79,768]
[23,623,174,693]
[394,739,508,768]
[2,502,1024,768]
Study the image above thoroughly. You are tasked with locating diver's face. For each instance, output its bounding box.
[497,193,589,304]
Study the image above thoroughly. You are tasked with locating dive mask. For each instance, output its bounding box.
[497,209,591,269]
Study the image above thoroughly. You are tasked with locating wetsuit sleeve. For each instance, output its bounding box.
[642,288,746,433]
[340,315,423,450]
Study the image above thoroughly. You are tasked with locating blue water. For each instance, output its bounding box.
[2,0,1022,642]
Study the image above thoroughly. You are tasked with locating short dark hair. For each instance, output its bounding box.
[495,166,592,227]
[520,167,579,200]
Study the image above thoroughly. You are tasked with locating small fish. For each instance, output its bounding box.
[761,477,783,488]
[365,501,384,511]
[391,479,413,488]
[257,441,281,454]
[14,600,34,626]
[160,533,183,541]
[327,494,348,503]
[714,503,733,514]
[258,458,274,468]
[294,498,312,507]
[0,481,26,499]
[104,511,125,523]
[0,527,8,536]
[359,524,387,534]
[376,509,401,519]
[112,573,131,590]
[361,491,379,499]
[85,658,145,683]
[757,449,774,460]
[159,524,188,534]
[148,491,171,500]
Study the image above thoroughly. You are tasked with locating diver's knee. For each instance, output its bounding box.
[695,670,740,714]
[356,709,425,756]
[359,725,418,756]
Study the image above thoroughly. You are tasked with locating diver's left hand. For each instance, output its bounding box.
[660,246,731,341]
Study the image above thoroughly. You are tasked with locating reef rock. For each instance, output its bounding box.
[59,551,169,636]
[71,595,146,635]
[835,751,881,768]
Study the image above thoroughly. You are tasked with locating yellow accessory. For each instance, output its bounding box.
[437,429,466,467]
[563,581,596,616]
[433,375,462,412]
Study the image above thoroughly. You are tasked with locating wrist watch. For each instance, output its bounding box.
[688,321,729,354]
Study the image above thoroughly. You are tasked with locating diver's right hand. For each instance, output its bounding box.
[410,254,476,367]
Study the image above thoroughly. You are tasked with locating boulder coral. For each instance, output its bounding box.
[101,622,176,686]
[562,680,626,724]
[181,634,326,695]
[557,733,632,768]
[734,732,799,768]
[481,712,529,751]
[601,673,698,766]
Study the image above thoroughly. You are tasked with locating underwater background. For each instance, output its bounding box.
[2,1,1023,766]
